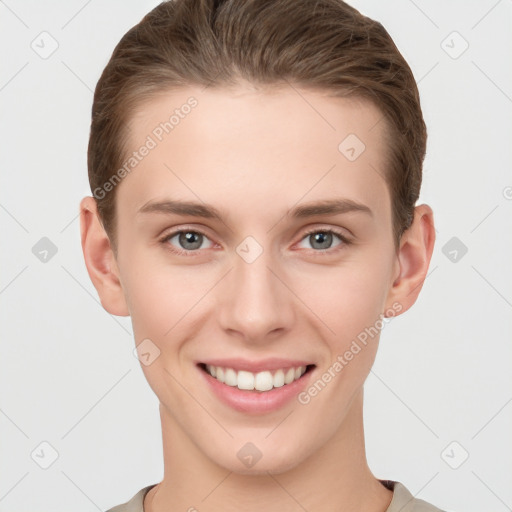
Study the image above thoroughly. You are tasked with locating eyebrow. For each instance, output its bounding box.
[137,198,373,220]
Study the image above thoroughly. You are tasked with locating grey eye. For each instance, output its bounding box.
[165,230,214,252]
[297,231,343,251]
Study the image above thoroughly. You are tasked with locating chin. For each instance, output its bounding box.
[210,442,308,476]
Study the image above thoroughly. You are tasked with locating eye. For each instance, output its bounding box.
[296,228,351,252]
[159,227,351,257]
[160,229,214,256]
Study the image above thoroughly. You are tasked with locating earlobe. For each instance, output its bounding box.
[385,204,436,315]
[79,196,130,317]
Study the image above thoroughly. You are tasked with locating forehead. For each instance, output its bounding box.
[118,84,391,223]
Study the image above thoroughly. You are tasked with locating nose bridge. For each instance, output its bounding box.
[217,236,294,341]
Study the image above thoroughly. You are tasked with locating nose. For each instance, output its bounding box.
[216,240,296,344]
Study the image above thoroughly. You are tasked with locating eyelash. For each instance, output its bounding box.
[159,226,352,257]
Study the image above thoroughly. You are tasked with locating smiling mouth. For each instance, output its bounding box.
[198,363,316,392]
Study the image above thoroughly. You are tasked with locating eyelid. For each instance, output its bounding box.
[299,225,352,243]
[158,225,216,256]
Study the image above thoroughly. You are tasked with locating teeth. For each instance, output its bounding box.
[255,371,273,391]
[205,364,308,392]
[273,369,285,388]
[284,368,295,384]
[237,370,255,390]
[224,368,237,386]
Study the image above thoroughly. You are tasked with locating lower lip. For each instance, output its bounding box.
[198,365,315,414]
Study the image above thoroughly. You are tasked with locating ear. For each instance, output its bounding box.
[79,196,130,317]
[384,204,436,316]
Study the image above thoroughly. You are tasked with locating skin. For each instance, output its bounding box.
[80,82,435,512]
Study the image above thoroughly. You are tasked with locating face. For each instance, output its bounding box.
[110,83,401,474]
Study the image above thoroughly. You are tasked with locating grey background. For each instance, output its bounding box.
[1,1,511,511]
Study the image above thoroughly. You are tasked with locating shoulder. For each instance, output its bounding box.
[105,484,157,512]
[383,480,446,512]
[105,480,447,512]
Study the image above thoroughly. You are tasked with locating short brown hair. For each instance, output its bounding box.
[88,0,427,250]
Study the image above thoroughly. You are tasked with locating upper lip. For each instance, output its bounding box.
[198,358,315,373]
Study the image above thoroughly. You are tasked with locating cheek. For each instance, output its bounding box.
[301,248,395,391]
[119,255,214,399]
[333,269,387,338]
[123,263,208,340]
[117,239,222,352]
[300,254,392,340]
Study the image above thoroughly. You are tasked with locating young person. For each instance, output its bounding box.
[80,0,442,510]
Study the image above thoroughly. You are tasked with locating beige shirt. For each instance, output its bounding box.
[105,480,445,511]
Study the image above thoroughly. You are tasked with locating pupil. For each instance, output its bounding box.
[180,231,202,250]
[312,232,331,249]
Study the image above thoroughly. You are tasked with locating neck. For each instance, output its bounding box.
[145,389,392,512]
